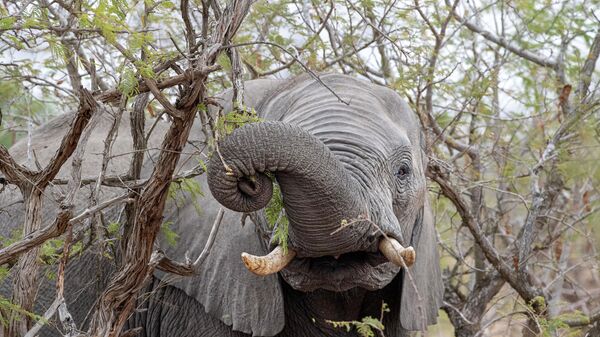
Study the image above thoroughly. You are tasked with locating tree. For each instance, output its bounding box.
[1,1,253,336]
[0,1,599,336]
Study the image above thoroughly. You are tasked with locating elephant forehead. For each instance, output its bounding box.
[259,74,416,152]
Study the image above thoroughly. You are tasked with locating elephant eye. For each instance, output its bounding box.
[395,164,411,179]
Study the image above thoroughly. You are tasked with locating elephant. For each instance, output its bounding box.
[0,73,443,337]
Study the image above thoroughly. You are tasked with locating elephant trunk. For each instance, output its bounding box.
[208,121,370,257]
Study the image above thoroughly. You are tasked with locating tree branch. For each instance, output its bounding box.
[427,161,544,308]
[575,28,600,102]
[0,193,132,266]
[156,208,224,276]
[448,2,558,69]
[95,65,221,105]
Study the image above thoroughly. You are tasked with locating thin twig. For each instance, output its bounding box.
[224,41,350,105]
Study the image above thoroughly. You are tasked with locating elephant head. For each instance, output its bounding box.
[0,74,441,337]
[202,74,443,333]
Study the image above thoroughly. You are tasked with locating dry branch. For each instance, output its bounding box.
[95,65,221,105]
[447,1,558,69]
[427,161,544,307]
[86,2,254,335]
[156,208,224,276]
[5,88,97,336]
[575,28,600,102]
[0,193,132,266]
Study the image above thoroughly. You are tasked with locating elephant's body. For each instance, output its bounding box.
[0,74,442,337]
[127,279,407,337]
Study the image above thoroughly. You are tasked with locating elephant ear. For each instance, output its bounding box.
[399,198,443,330]
[154,179,284,337]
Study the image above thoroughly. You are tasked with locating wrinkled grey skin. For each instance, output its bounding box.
[0,74,442,337]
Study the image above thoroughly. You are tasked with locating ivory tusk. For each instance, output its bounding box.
[241,246,296,276]
[379,237,416,268]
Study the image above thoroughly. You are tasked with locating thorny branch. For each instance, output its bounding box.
[428,161,544,305]
[86,2,255,336]
[0,193,132,267]
[156,208,224,276]
[447,1,558,70]
[1,88,97,336]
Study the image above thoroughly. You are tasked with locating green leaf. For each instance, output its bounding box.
[134,60,156,80]
[161,1,176,9]
[198,159,207,173]
[118,66,139,97]
[161,221,179,247]
[107,222,120,236]
[326,302,387,336]
[0,266,9,282]
[0,17,16,30]
[356,323,374,337]
[0,295,45,327]
[169,177,204,215]
[216,107,262,136]
[265,183,289,253]
[40,238,63,265]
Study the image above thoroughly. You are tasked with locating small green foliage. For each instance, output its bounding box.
[265,183,289,253]
[272,219,289,254]
[265,183,283,229]
[556,311,589,325]
[168,177,204,215]
[326,302,388,337]
[129,32,154,52]
[381,302,390,315]
[160,1,176,9]
[161,221,179,247]
[198,159,207,173]
[538,316,569,337]
[217,53,232,72]
[530,295,547,313]
[0,295,45,328]
[327,316,384,337]
[107,222,121,236]
[216,107,262,136]
[118,66,139,97]
[46,35,68,65]
[1,228,22,247]
[39,238,85,265]
[357,317,385,337]
[91,0,128,43]
[534,310,589,337]
[0,266,9,282]
[0,16,16,30]
[326,320,352,332]
[134,60,156,79]
[70,241,84,257]
[526,298,588,336]
[40,238,64,265]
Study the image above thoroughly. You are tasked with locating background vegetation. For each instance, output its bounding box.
[0,0,599,336]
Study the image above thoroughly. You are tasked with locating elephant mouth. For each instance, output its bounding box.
[280,251,400,292]
[241,236,415,292]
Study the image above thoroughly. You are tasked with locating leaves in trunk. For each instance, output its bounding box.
[265,183,289,254]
